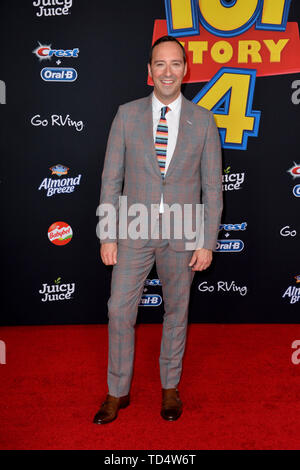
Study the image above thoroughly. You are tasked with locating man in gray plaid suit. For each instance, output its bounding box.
[94,36,223,424]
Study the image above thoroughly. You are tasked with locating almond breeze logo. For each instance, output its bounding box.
[38,165,82,197]
[216,222,247,252]
[282,275,300,305]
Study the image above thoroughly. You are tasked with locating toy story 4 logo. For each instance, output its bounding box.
[149,0,300,150]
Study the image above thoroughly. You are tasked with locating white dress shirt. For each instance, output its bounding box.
[152,92,182,213]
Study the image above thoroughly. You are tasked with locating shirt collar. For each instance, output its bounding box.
[152,92,182,115]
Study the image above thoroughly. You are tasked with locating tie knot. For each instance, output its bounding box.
[161,106,169,119]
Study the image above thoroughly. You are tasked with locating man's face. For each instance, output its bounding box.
[148,41,187,104]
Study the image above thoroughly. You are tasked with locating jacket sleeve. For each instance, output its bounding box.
[97,105,125,244]
[200,111,223,251]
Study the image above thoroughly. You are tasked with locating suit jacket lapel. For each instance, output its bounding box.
[165,95,193,180]
[141,94,162,177]
[141,93,194,179]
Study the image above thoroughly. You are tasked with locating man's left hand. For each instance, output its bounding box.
[189,248,212,271]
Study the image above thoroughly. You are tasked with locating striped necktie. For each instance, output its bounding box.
[155,106,170,179]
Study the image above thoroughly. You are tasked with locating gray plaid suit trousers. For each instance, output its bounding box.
[107,214,195,397]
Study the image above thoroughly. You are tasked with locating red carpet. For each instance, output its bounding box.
[1,324,300,450]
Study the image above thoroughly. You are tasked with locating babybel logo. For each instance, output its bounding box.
[48,221,73,245]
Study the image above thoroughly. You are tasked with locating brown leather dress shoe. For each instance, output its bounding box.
[93,393,130,424]
[161,388,183,421]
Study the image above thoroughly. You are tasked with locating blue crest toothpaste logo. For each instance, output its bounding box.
[217,222,246,252]
[33,43,79,61]
[219,222,247,232]
[41,67,77,82]
[216,240,244,252]
[139,294,162,306]
[293,185,300,197]
[144,279,162,286]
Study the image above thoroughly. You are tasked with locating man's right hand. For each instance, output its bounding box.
[100,242,117,265]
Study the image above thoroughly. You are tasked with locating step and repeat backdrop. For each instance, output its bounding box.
[0,0,300,325]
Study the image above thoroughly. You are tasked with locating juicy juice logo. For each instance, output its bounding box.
[33,0,72,17]
[48,221,73,245]
[39,277,75,302]
[150,0,300,150]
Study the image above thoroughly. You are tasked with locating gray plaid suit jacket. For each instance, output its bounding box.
[99,93,223,251]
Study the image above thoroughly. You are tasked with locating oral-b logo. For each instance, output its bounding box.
[293,185,300,197]
[41,67,77,82]
[216,240,244,252]
[139,294,162,306]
